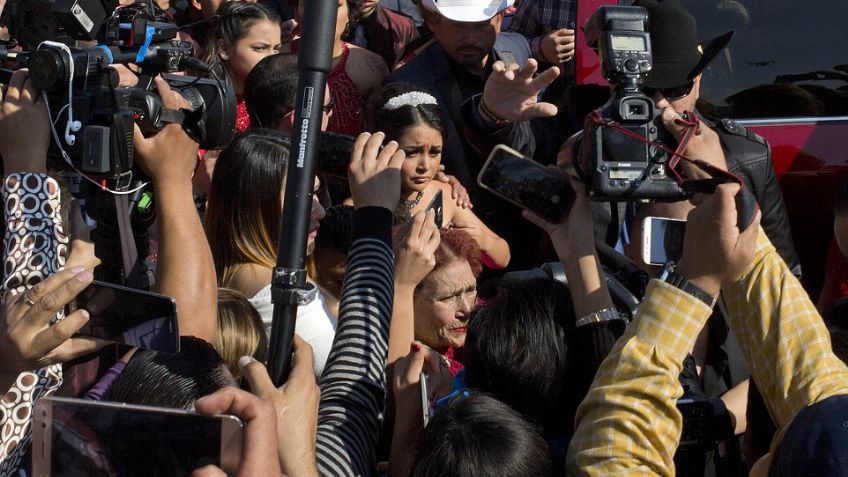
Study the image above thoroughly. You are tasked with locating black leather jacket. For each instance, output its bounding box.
[710,117,802,277]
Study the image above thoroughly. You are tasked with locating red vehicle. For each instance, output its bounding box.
[573,0,848,299]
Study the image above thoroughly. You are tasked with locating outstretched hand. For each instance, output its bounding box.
[481,59,560,122]
[348,131,406,211]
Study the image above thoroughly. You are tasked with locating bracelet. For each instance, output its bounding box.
[478,96,508,124]
[574,308,625,328]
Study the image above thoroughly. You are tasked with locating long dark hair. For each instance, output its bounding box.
[204,129,290,286]
[367,82,447,143]
[464,278,575,434]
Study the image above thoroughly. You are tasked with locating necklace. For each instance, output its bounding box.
[395,191,425,224]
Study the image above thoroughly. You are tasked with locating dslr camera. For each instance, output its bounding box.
[0,0,235,188]
[577,6,689,202]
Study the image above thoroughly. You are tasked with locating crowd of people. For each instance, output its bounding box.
[1,0,847,475]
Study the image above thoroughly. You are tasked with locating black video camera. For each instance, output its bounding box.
[1,1,235,188]
[577,6,689,202]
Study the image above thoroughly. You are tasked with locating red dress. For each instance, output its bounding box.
[292,40,365,136]
[235,94,250,131]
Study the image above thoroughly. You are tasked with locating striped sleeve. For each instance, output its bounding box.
[316,207,394,477]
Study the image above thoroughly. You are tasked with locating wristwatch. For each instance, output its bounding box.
[656,262,718,308]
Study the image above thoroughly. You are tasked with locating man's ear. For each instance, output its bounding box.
[189,0,203,12]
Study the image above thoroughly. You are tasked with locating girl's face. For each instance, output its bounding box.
[397,124,443,195]
[220,19,282,87]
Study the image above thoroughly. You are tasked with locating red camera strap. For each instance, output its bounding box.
[586,110,744,190]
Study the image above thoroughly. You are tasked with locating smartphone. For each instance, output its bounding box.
[420,372,434,427]
[641,216,687,265]
[425,189,444,229]
[72,280,180,354]
[478,144,574,223]
[32,397,243,477]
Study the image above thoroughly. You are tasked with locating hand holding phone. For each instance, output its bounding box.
[72,280,180,353]
[33,397,245,476]
[642,217,687,265]
[425,189,444,229]
[478,144,574,223]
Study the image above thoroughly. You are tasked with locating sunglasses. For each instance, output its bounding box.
[644,80,696,101]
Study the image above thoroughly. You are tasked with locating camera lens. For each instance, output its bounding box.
[29,49,68,92]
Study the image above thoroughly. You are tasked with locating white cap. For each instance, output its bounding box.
[420,0,514,22]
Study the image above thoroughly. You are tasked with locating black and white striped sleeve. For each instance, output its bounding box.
[316,206,394,477]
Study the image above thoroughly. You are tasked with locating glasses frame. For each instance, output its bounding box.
[644,79,696,101]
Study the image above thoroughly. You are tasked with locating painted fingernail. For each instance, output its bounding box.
[79,309,90,319]
[70,266,85,274]
[76,271,93,282]
[238,356,253,369]
[411,343,421,352]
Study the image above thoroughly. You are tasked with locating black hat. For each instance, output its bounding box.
[633,0,734,89]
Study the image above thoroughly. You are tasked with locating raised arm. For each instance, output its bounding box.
[567,183,760,476]
[722,230,848,431]
[315,132,404,476]
[387,209,440,366]
[132,77,217,342]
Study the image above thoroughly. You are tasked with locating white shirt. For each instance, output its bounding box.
[249,285,337,378]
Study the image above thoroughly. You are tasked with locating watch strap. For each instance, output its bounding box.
[575,308,627,328]
[660,268,717,308]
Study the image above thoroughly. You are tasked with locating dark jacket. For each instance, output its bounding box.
[711,117,801,277]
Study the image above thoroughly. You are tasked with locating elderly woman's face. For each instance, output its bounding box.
[413,260,477,349]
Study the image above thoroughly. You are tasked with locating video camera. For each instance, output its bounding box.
[0,0,235,188]
[577,5,689,202]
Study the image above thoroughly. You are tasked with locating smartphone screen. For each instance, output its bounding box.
[73,281,179,353]
[478,144,574,223]
[643,217,687,265]
[33,397,243,477]
[425,189,444,229]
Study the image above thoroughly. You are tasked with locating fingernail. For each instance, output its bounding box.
[70,266,85,274]
[388,140,397,146]
[79,309,90,319]
[238,356,253,369]
[76,271,93,282]
[411,343,421,352]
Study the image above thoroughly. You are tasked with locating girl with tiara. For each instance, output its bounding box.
[349,82,511,269]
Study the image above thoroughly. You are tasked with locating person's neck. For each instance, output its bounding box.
[233,79,244,96]
[333,39,343,57]
[402,188,422,201]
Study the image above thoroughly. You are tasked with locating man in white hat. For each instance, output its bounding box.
[387,0,561,271]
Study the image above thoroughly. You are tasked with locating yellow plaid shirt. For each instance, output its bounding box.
[567,230,848,476]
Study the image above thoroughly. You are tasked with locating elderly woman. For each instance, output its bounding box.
[388,212,481,374]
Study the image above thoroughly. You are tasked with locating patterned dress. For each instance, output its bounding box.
[0,174,67,475]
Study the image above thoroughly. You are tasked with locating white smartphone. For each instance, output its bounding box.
[642,216,687,265]
[32,397,243,477]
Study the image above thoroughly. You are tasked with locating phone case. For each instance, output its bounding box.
[477,144,574,223]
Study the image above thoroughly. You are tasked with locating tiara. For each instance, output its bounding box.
[382,91,438,110]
